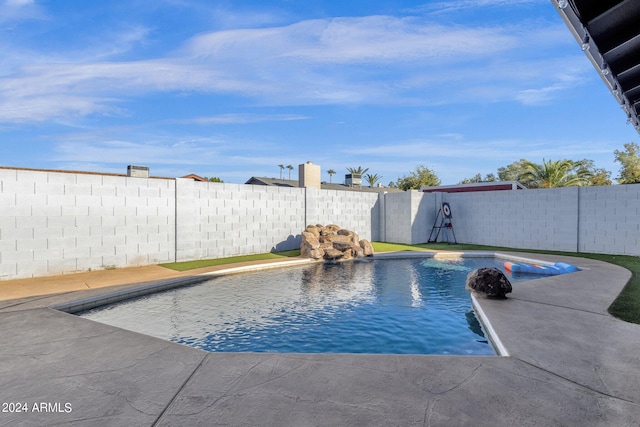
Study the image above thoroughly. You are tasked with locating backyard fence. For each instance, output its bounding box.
[0,167,638,280]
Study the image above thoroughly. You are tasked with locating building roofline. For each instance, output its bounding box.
[0,165,173,180]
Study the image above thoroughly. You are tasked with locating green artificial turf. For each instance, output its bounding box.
[159,250,301,272]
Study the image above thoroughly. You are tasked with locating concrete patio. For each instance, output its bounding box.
[0,252,639,426]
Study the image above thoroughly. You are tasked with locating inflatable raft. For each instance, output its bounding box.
[504,261,579,276]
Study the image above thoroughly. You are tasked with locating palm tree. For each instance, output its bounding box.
[286,164,294,180]
[278,164,285,179]
[518,158,591,188]
[346,166,369,176]
[365,173,381,188]
[327,169,336,183]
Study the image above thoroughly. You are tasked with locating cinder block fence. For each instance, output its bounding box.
[0,167,638,280]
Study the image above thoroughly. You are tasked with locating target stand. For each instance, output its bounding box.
[428,202,457,244]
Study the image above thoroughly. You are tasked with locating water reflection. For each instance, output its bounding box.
[80,257,503,355]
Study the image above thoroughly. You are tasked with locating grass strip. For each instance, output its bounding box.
[159,250,301,272]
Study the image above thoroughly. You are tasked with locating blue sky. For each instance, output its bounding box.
[1,0,638,185]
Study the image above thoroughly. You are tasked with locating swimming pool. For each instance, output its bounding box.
[78,256,540,355]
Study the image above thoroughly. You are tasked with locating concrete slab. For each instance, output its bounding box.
[475,254,640,406]
[480,297,640,402]
[0,308,206,426]
[0,252,638,426]
[156,353,640,427]
[495,253,632,315]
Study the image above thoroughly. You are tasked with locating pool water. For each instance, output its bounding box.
[79,257,538,355]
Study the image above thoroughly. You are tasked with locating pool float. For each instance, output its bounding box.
[504,261,579,275]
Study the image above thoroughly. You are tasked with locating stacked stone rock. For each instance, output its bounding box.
[300,224,374,261]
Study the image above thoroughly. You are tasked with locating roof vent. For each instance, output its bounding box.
[127,165,149,178]
[345,173,361,187]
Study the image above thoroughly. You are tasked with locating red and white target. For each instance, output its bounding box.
[442,202,452,218]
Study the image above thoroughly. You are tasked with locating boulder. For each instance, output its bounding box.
[300,231,321,259]
[338,229,359,245]
[299,224,375,261]
[305,225,320,238]
[359,239,374,257]
[308,248,325,260]
[465,267,512,299]
[324,248,345,260]
[332,240,354,252]
[351,244,365,258]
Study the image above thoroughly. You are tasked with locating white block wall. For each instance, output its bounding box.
[305,188,380,241]
[578,185,640,255]
[381,191,412,244]
[446,188,580,252]
[0,169,175,279]
[2,166,639,281]
[175,180,307,261]
[382,191,438,244]
[410,191,439,244]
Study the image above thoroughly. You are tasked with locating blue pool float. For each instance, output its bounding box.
[504,261,579,275]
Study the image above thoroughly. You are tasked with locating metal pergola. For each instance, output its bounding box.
[553,0,640,135]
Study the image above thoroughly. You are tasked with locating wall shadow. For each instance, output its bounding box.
[271,234,302,252]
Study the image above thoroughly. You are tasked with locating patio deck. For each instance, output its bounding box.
[0,252,638,426]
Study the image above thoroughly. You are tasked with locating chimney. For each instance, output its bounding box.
[127,165,149,178]
[299,161,321,189]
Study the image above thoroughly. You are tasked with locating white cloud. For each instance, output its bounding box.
[340,134,614,164]
[0,0,42,22]
[408,0,539,15]
[53,140,222,166]
[180,113,310,125]
[186,16,516,64]
[0,14,582,122]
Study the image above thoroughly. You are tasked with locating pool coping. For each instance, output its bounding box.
[52,258,316,314]
[65,252,516,357]
[52,250,556,318]
[1,251,639,425]
[45,251,630,372]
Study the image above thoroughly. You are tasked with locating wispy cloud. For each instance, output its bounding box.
[0,0,43,23]
[186,16,516,64]
[0,13,584,123]
[407,0,539,15]
[341,134,615,163]
[179,113,310,125]
[53,140,222,166]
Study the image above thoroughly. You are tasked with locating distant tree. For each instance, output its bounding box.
[327,169,336,183]
[278,164,285,179]
[497,159,533,186]
[286,164,294,180]
[387,181,397,188]
[518,158,591,188]
[396,165,440,190]
[587,170,612,186]
[364,173,382,188]
[346,166,369,176]
[497,158,610,187]
[458,173,497,184]
[207,177,223,183]
[614,142,640,184]
[574,159,612,186]
[459,173,481,184]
